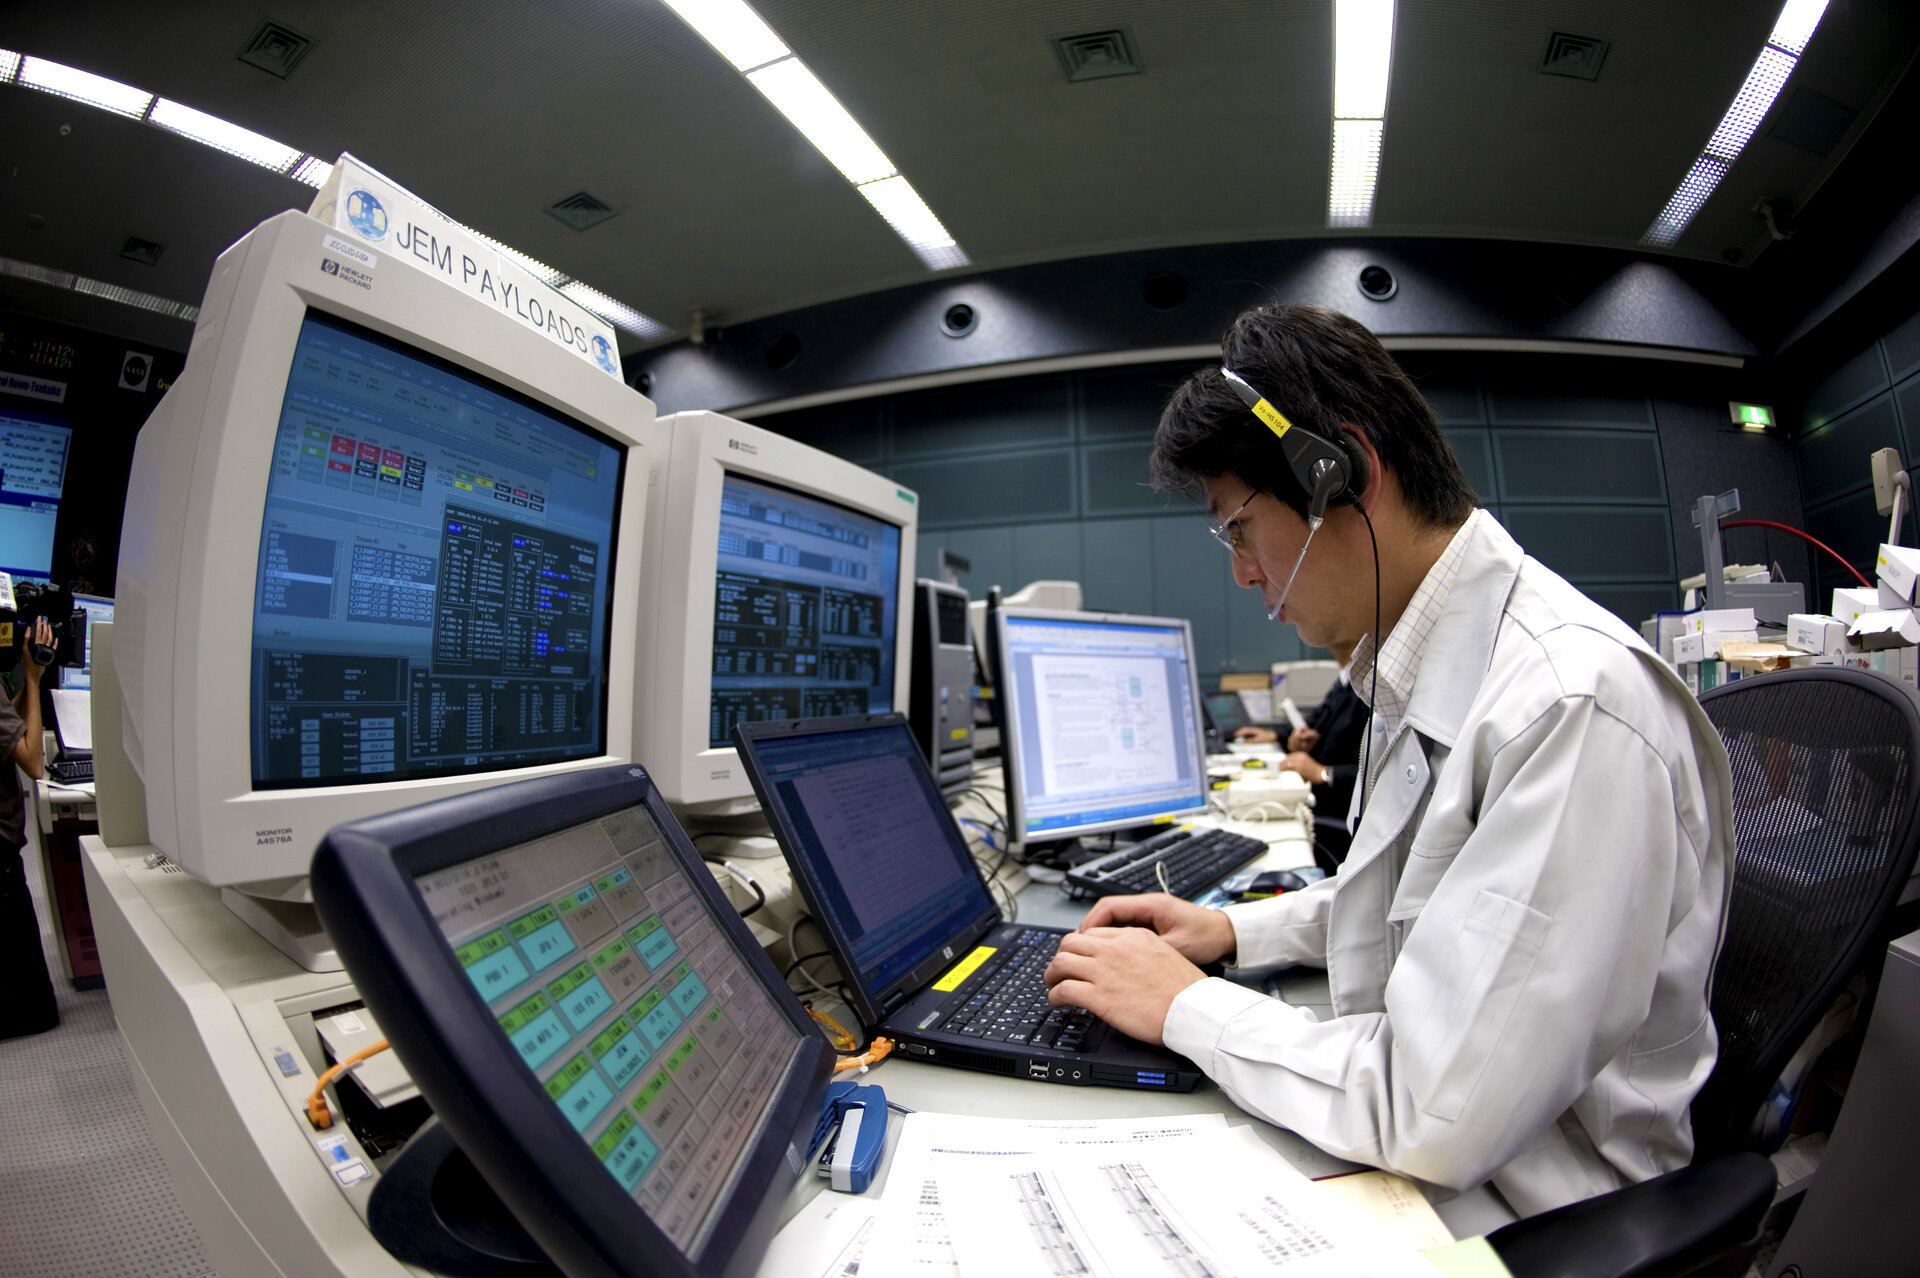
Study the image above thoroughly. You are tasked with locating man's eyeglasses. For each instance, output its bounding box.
[1208,490,1258,556]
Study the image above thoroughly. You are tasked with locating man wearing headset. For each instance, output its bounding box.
[1044,304,1735,1223]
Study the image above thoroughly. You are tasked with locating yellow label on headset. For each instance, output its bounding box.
[1248,396,1293,440]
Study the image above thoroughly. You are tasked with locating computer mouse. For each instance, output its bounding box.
[1241,757,1268,769]
[1239,870,1306,898]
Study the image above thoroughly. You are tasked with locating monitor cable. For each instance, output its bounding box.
[306,1039,392,1130]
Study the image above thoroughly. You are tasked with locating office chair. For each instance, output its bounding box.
[1488,668,1920,1278]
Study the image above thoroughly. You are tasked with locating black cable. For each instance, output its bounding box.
[1355,503,1381,825]
[706,859,765,919]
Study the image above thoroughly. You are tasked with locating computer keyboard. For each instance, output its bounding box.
[49,757,93,785]
[1065,825,1268,900]
[939,931,1099,1051]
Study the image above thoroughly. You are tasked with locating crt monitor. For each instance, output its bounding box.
[116,209,653,906]
[635,411,917,815]
[310,764,833,1278]
[992,607,1209,844]
[0,405,72,585]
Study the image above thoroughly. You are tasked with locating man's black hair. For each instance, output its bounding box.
[1150,304,1476,529]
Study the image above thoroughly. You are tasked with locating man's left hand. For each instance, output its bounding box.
[23,618,52,681]
[1043,927,1208,1046]
[1278,751,1329,786]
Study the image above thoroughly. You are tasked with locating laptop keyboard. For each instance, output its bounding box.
[941,931,1099,1051]
[1065,825,1268,899]
[49,757,94,785]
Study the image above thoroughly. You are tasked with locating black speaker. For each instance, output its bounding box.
[909,578,975,797]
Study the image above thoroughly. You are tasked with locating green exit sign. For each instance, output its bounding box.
[1729,402,1774,429]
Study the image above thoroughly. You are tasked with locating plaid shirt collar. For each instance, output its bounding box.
[1348,509,1484,731]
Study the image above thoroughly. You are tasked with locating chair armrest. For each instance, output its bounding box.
[1485,1152,1775,1278]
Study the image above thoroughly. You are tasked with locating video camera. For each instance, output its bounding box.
[0,574,86,669]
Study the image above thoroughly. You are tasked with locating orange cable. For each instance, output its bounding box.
[306,1039,391,1130]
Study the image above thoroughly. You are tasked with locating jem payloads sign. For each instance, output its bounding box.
[309,153,622,380]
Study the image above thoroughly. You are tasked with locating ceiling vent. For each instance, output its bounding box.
[1052,28,1143,83]
[120,236,164,266]
[544,190,619,232]
[237,20,316,79]
[1540,32,1608,81]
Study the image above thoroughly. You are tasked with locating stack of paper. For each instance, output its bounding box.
[758,1112,1483,1278]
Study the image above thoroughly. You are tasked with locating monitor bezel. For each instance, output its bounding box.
[117,210,651,887]
[992,606,1211,845]
[638,412,918,814]
[310,764,835,1278]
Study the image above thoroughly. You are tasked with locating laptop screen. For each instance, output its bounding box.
[746,722,995,997]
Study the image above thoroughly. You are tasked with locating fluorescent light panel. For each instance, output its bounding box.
[1640,0,1829,246]
[664,1,968,270]
[1333,0,1395,119]
[560,282,672,340]
[746,57,897,186]
[291,156,334,187]
[2,252,199,321]
[658,0,788,71]
[1328,0,1395,228]
[149,97,303,172]
[0,49,22,84]
[19,55,152,117]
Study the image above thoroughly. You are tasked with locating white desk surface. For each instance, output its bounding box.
[777,832,1352,1230]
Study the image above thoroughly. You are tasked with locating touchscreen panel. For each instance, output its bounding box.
[415,803,800,1250]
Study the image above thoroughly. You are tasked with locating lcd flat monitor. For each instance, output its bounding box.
[0,407,71,584]
[993,607,1209,844]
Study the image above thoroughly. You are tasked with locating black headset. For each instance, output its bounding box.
[1219,367,1371,523]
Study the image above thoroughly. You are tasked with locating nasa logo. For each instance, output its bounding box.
[118,351,151,391]
[591,334,617,374]
[344,189,389,241]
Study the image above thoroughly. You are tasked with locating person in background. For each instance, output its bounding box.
[1232,639,1364,861]
[0,617,58,1039]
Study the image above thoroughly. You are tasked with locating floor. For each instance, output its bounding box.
[0,843,215,1278]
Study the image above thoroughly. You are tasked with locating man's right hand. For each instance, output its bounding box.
[1075,893,1237,966]
[1286,726,1320,753]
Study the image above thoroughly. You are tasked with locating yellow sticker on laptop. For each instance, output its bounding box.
[931,945,997,992]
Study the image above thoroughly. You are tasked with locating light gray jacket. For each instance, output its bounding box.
[1164,513,1735,1217]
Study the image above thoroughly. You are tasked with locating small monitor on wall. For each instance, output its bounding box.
[992,607,1209,844]
[636,412,918,816]
[115,210,654,934]
[0,407,72,585]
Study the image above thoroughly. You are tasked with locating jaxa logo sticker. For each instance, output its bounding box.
[591,334,618,375]
[344,189,389,241]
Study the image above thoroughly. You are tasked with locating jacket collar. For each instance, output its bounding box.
[1395,511,1524,751]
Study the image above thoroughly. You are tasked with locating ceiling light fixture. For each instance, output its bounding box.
[149,97,304,172]
[559,282,671,340]
[1328,0,1396,228]
[1642,0,1829,247]
[17,55,153,118]
[1,252,200,321]
[660,0,969,272]
[0,50,22,84]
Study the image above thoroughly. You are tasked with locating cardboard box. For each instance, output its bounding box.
[1787,614,1850,656]
[1849,609,1920,651]
[1720,642,1798,673]
[1704,630,1759,659]
[1672,632,1707,665]
[1876,544,1920,605]
[1686,608,1758,635]
[1833,587,1880,628]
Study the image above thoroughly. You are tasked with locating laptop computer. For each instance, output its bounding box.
[734,712,1204,1092]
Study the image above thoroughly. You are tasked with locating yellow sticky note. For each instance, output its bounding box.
[931,945,996,992]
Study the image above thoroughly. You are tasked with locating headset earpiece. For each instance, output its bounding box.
[1334,430,1370,508]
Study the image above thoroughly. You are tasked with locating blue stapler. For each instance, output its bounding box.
[806,1080,887,1193]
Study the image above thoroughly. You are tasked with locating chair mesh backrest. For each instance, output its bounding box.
[1692,669,1920,1157]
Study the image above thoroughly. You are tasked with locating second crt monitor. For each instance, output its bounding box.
[637,412,918,816]
[993,608,1209,844]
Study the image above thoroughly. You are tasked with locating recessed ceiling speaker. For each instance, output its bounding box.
[1357,264,1397,302]
[940,303,977,337]
[634,371,654,396]
[1143,274,1186,310]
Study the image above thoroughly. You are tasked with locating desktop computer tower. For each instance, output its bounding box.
[910,578,974,799]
